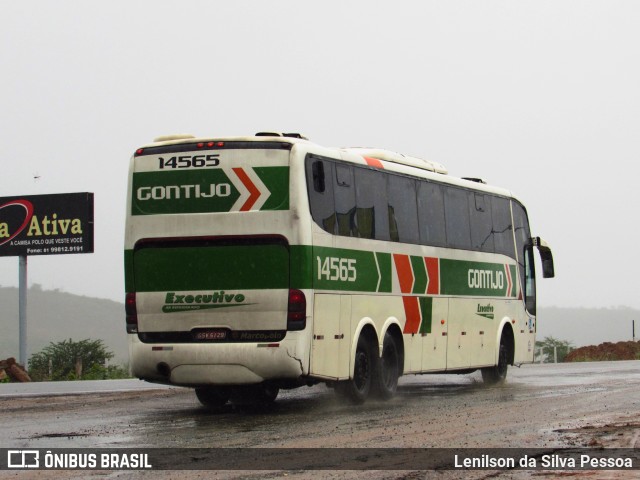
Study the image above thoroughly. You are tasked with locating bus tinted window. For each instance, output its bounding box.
[470,193,494,253]
[512,201,531,296]
[388,174,419,243]
[305,155,522,262]
[491,196,515,258]
[354,168,390,241]
[417,181,447,247]
[307,158,337,234]
[334,163,357,237]
[444,187,471,250]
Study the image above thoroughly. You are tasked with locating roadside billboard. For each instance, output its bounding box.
[0,193,94,257]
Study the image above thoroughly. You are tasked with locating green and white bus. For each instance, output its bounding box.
[125,132,554,406]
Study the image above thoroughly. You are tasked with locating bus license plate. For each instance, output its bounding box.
[193,330,227,340]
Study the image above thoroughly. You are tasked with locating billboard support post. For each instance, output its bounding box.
[19,255,27,368]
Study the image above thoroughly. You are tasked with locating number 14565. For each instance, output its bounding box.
[316,256,357,282]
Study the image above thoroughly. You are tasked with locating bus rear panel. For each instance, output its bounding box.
[125,138,310,387]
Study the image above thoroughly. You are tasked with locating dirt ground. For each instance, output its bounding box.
[565,341,640,362]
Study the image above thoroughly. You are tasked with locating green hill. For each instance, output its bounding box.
[0,285,128,364]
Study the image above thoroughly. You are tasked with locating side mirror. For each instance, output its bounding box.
[532,237,555,278]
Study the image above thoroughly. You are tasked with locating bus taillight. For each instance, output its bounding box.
[125,292,138,333]
[287,289,306,331]
[196,141,225,148]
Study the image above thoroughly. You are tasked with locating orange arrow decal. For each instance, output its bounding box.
[232,168,261,211]
[393,254,414,294]
[425,257,440,295]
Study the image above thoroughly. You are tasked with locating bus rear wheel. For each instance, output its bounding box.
[481,342,509,385]
[335,334,375,404]
[373,332,400,399]
[195,386,230,408]
[229,384,280,406]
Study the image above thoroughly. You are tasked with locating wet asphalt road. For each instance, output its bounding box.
[1,360,639,454]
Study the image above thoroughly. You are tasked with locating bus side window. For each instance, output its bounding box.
[312,160,325,193]
[512,201,532,307]
[491,196,515,259]
[417,181,446,247]
[306,157,337,234]
[470,193,494,253]
[354,168,390,241]
[334,164,357,237]
[388,174,419,244]
[444,187,472,250]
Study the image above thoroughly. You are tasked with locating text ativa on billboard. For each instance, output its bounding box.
[0,193,94,257]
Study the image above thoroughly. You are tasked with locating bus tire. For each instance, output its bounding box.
[230,384,279,406]
[195,386,230,408]
[336,334,375,404]
[481,342,509,385]
[373,332,400,399]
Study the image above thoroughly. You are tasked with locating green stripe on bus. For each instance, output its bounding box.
[255,167,289,210]
[376,252,392,293]
[124,249,134,292]
[440,259,510,297]
[131,169,240,215]
[132,244,289,292]
[126,243,519,297]
[290,245,313,290]
[411,255,428,294]
[419,296,433,334]
[313,246,380,292]
[131,167,290,215]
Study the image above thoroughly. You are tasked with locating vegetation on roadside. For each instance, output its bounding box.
[535,336,573,363]
[28,338,130,381]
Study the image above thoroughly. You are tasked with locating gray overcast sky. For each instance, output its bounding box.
[1,1,639,309]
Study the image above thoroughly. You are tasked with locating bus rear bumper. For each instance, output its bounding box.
[128,336,305,386]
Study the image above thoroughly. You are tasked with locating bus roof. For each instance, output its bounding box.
[138,133,519,201]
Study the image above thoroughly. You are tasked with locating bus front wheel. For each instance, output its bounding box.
[481,342,509,385]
